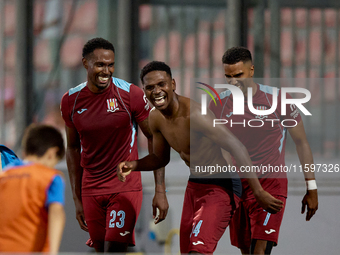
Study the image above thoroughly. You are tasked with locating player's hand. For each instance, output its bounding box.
[74,199,88,232]
[254,190,284,214]
[301,189,318,221]
[152,191,169,224]
[117,161,136,182]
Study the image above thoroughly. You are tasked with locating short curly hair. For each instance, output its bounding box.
[82,37,115,58]
[140,61,172,83]
[222,47,252,65]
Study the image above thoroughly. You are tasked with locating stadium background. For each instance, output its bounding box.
[0,0,339,254]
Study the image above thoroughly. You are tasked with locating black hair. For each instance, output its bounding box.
[222,46,252,65]
[140,61,172,83]
[22,124,65,159]
[82,37,115,58]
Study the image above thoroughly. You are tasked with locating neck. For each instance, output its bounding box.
[24,155,53,169]
[245,82,257,98]
[24,155,46,165]
[87,79,111,94]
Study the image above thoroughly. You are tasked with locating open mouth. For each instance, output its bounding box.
[98,76,110,84]
[153,96,166,106]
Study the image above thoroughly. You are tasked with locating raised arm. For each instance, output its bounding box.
[192,105,283,213]
[138,117,169,224]
[288,120,318,221]
[65,125,88,231]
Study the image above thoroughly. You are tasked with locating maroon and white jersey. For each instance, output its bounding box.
[209,83,301,199]
[61,77,150,196]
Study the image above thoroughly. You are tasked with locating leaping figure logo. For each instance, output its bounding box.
[196,82,222,115]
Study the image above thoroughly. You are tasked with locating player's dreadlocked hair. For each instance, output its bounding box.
[82,37,115,58]
[222,46,252,65]
[140,61,172,83]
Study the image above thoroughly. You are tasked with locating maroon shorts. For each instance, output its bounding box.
[229,195,286,250]
[82,190,142,248]
[180,181,240,254]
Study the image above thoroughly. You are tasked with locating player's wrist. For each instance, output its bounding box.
[306,179,317,190]
[131,160,138,171]
[155,185,167,193]
[253,188,265,198]
[155,190,167,194]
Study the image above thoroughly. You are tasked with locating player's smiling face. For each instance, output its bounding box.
[224,60,254,97]
[143,71,176,111]
[83,48,115,93]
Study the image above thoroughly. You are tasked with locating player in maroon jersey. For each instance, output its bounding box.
[209,47,318,255]
[60,38,168,252]
[117,61,284,254]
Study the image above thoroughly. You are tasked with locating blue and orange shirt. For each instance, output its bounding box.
[0,160,65,252]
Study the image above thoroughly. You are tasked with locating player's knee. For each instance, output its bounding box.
[250,239,274,255]
[104,241,128,252]
[92,240,104,252]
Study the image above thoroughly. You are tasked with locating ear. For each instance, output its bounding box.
[38,147,59,169]
[45,147,58,160]
[249,64,254,77]
[172,79,176,92]
[82,57,88,70]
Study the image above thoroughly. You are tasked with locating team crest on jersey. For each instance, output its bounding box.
[107,98,119,112]
[254,106,268,119]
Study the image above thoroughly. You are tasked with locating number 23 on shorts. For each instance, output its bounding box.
[109,210,126,228]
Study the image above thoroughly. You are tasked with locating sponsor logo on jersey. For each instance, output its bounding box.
[265,229,276,234]
[120,231,130,236]
[192,241,204,245]
[255,106,268,119]
[226,112,233,117]
[77,108,87,114]
[107,98,119,112]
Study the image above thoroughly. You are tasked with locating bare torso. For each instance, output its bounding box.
[152,95,227,173]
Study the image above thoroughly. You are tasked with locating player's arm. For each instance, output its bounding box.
[288,120,318,221]
[192,106,283,213]
[221,149,234,166]
[118,111,171,177]
[46,174,66,253]
[138,117,167,192]
[65,125,88,231]
[123,85,170,173]
[48,202,65,253]
[138,117,169,224]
